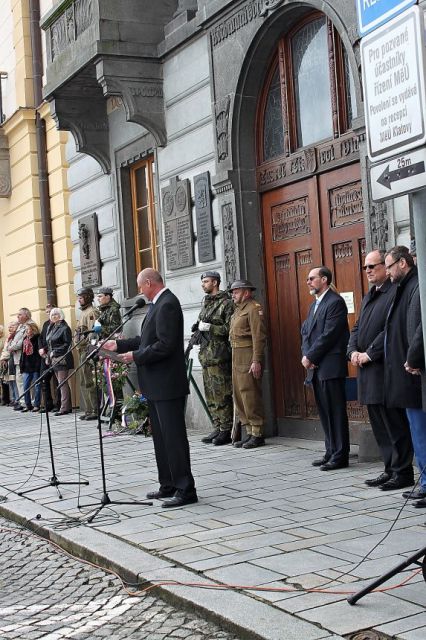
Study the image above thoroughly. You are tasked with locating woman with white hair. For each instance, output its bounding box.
[46,308,74,415]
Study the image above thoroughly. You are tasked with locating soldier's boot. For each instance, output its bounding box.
[212,430,232,446]
[201,429,220,443]
[243,436,265,449]
[233,433,252,448]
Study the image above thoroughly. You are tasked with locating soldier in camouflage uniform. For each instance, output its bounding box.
[96,287,122,338]
[229,279,267,449]
[195,271,234,446]
[75,287,99,420]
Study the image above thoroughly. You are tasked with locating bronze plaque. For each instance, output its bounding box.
[161,177,194,270]
[78,212,101,287]
[271,197,310,241]
[194,172,215,263]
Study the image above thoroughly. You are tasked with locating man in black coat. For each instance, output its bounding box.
[103,269,197,508]
[348,249,413,489]
[383,246,421,493]
[301,266,350,470]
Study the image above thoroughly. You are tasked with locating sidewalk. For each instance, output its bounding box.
[0,405,425,640]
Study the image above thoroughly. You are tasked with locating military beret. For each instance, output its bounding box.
[230,279,256,291]
[98,287,114,296]
[201,271,221,282]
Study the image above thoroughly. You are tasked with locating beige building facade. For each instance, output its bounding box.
[0,0,74,329]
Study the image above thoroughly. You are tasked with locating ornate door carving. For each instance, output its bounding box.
[262,163,368,424]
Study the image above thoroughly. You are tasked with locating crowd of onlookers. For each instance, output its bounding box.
[0,286,122,418]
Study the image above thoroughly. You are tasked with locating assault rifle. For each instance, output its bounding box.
[184,322,209,360]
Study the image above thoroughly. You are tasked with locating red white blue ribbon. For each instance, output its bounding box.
[103,358,115,407]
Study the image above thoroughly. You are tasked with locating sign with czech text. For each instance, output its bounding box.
[356,0,417,37]
[361,6,426,161]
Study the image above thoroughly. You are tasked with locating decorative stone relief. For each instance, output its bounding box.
[221,201,239,285]
[0,130,11,198]
[49,0,94,61]
[78,212,101,288]
[370,201,389,249]
[161,177,195,270]
[96,59,166,147]
[215,96,231,162]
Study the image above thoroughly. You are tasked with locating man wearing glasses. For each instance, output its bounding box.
[301,266,350,470]
[384,246,423,496]
[348,249,413,490]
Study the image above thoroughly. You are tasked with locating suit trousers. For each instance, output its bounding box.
[312,375,349,464]
[367,404,413,477]
[148,397,195,496]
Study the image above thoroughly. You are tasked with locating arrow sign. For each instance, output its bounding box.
[370,147,426,202]
[377,161,426,190]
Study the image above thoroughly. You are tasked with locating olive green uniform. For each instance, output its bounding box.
[76,304,99,416]
[229,298,266,437]
[98,299,122,338]
[198,290,234,432]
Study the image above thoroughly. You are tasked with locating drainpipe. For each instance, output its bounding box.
[29,0,56,305]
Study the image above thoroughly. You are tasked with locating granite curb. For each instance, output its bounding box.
[0,496,342,640]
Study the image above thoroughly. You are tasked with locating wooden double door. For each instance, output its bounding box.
[262,164,368,423]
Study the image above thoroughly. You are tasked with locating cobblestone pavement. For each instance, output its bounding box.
[0,516,241,640]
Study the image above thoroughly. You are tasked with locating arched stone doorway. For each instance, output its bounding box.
[229,4,368,433]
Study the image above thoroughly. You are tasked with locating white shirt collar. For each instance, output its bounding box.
[315,287,330,303]
[152,287,168,305]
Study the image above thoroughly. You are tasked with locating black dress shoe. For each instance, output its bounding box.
[161,493,198,508]
[212,430,232,446]
[201,429,220,443]
[380,476,414,491]
[320,461,349,471]
[312,456,330,467]
[365,472,391,487]
[414,498,426,508]
[402,488,426,499]
[54,410,72,416]
[146,488,175,500]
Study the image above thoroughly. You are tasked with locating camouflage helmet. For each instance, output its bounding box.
[230,279,256,291]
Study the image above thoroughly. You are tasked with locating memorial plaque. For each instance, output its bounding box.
[194,172,215,263]
[161,177,194,270]
[78,213,101,287]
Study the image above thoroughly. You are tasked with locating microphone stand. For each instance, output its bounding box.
[58,304,152,522]
[15,338,90,499]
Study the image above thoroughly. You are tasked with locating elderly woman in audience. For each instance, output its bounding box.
[46,308,74,416]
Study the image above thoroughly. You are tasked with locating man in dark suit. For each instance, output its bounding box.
[301,266,350,470]
[347,249,413,489]
[103,269,197,508]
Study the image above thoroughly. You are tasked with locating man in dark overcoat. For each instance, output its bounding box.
[301,266,350,470]
[103,268,197,508]
[348,249,413,488]
[383,246,420,492]
[402,268,426,505]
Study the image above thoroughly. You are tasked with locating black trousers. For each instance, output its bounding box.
[148,397,196,496]
[367,404,413,478]
[312,376,349,464]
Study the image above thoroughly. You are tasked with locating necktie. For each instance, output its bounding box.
[313,299,320,314]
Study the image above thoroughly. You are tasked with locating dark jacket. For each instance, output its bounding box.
[384,267,422,409]
[406,284,426,411]
[39,319,53,372]
[347,279,396,405]
[117,289,189,401]
[20,335,42,374]
[46,320,74,371]
[301,288,349,380]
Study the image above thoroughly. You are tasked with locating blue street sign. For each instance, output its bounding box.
[356,0,417,36]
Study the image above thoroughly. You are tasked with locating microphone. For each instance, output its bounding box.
[78,322,102,337]
[123,297,146,317]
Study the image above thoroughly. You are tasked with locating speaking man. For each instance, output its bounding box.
[301,266,350,470]
[103,268,197,508]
